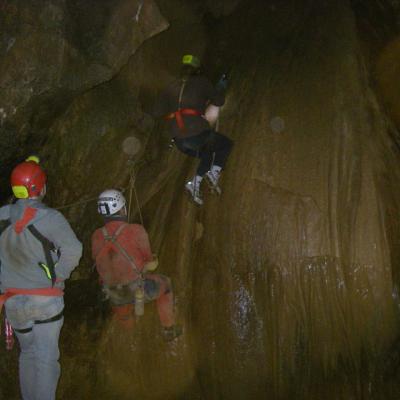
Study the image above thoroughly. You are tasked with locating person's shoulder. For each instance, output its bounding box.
[37,205,65,221]
[91,226,105,241]
[0,204,11,213]
[127,222,143,229]
[0,204,11,219]
[34,205,73,231]
[127,223,147,234]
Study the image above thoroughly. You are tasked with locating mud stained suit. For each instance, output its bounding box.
[91,219,175,329]
[0,198,82,400]
[154,74,233,176]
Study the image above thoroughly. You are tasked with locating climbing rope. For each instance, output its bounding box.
[55,195,100,211]
[55,159,145,228]
[127,162,144,226]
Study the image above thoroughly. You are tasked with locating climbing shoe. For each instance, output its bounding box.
[162,325,183,342]
[205,168,222,195]
[185,179,203,206]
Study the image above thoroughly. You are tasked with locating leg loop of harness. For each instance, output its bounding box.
[13,310,64,334]
[14,327,32,334]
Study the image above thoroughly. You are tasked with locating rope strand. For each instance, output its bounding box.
[55,160,145,229]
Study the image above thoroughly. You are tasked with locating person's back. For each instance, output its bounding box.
[92,219,152,286]
[91,189,182,341]
[155,74,225,138]
[0,160,82,400]
[0,198,81,291]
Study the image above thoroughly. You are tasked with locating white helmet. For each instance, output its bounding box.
[97,189,126,216]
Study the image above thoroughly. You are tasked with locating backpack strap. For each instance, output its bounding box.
[101,223,127,243]
[15,207,37,234]
[27,225,57,286]
[101,224,142,277]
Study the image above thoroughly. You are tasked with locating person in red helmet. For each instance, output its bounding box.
[0,161,82,400]
[91,189,182,341]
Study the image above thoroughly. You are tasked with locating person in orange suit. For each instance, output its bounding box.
[91,189,182,341]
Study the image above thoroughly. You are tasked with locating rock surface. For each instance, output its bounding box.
[0,0,167,197]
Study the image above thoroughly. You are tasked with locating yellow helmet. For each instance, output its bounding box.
[182,54,200,69]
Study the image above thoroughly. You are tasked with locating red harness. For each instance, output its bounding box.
[164,108,203,132]
[0,287,63,314]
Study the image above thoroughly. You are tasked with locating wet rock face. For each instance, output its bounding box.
[2,0,400,399]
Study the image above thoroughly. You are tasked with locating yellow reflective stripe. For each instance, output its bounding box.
[38,263,52,280]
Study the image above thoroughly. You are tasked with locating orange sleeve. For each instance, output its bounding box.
[130,224,153,264]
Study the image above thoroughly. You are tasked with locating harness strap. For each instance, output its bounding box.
[13,310,64,334]
[164,109,203,131]
[101,224,143,278]
[14,207,37,234]
[13,327,32,334]
[27,225,57,285]
[163,78,203,132]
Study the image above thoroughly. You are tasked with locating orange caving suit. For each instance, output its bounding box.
[91,219,175,329]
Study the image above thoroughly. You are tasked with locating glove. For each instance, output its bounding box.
[143,255,159,272]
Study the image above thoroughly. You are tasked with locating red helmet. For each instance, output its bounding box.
[11,161,47,199]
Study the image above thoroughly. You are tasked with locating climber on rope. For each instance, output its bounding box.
[0,160,82,400]
[91,189,182,342]
[154,54,233,205]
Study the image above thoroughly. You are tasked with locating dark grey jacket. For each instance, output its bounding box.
[0,199,82,290]
[154,74,225,138]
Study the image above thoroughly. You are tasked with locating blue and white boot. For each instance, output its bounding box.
[185,176,203,206]
[205,166,222,195]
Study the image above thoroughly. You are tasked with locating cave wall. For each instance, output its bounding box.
[2,0,400,399]
[0,0,167,198]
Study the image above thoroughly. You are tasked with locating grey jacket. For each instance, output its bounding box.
[0,199,82,291]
